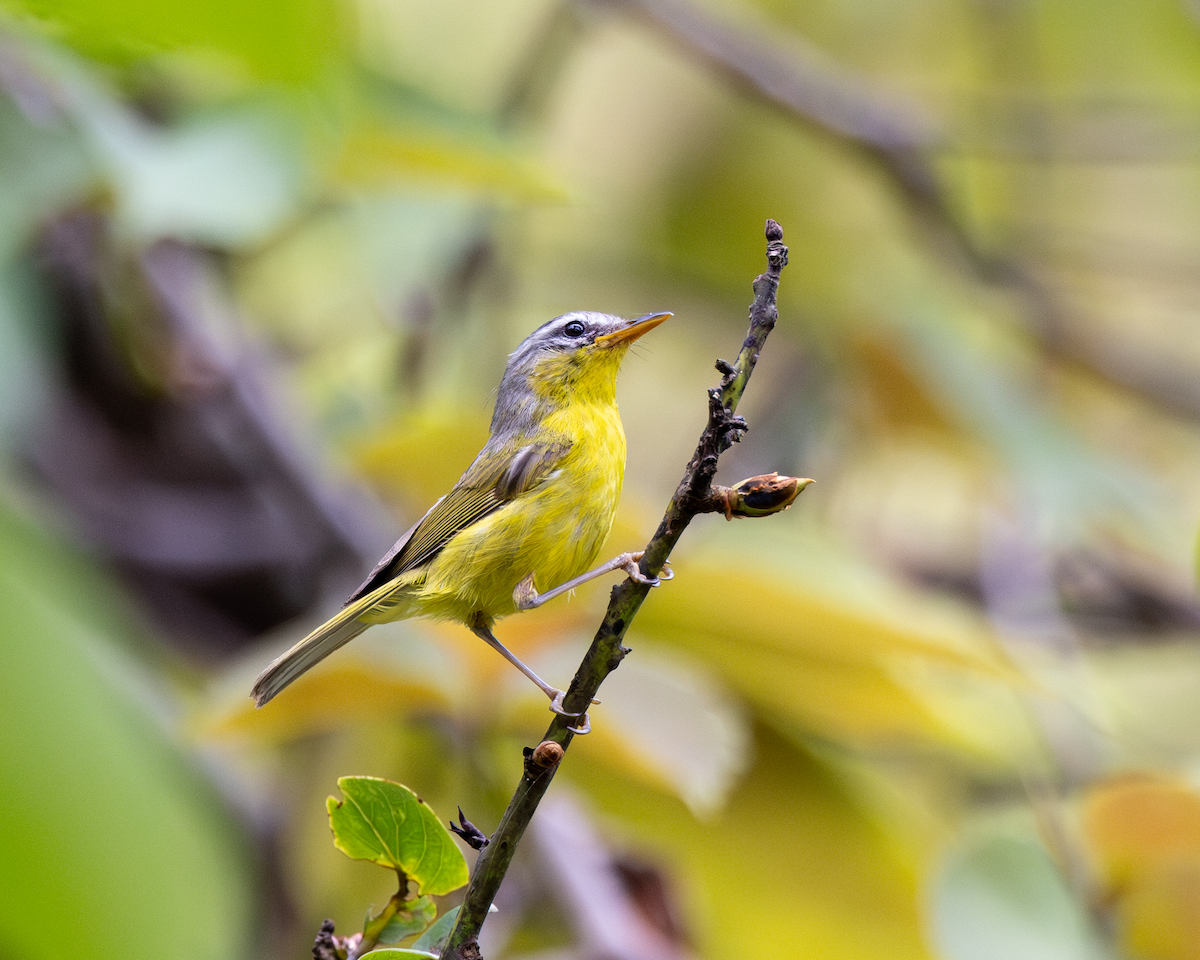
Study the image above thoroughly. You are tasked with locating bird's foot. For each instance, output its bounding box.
[620,552,673,587]
[514,553,673,612]
[549,690,593,735]
[513,573,538,610]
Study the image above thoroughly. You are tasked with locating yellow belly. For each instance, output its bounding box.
[409,403,626,624]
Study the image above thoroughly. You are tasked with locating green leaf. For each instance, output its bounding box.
[358,950,436,959]
[327,777,469,896]
[375,895,436,945]
[410,905,460,953]
[0,98,93,264]
[930,827,1112,960]
[0,491,255,960]
[408,904,495,954]
[3,0,344,84]
[71,91,305,247]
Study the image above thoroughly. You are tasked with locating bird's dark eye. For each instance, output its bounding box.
[563,320,586,338]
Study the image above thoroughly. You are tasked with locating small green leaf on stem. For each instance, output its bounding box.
[411,904,495,955]
[375,895,437,944]
[327,777,469,896]
[412,906,460,954]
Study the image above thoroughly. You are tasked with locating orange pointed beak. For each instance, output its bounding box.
[595,311,672,345]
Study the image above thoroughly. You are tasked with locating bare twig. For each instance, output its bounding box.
[440,220,791,959]
[580,0,968,254]
[585,0,1200,421]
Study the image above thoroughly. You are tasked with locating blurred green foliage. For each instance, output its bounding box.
[0,493,254,960]
[4,0,1200,958]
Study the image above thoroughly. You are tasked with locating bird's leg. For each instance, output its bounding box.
[513,551,671,611]
[468,614,591,734]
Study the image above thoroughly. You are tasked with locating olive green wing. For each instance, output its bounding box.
[345,438,571,604]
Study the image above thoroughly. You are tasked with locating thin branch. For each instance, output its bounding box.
[580,0,967,255]
[440,220,791,960]
[586,0,1200,422]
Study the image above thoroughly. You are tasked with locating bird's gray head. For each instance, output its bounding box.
[490,311,670,436]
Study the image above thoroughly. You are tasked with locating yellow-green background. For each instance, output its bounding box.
[3,0,1200,958]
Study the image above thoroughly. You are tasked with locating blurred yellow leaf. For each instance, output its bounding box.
[640,546,1004,672]
[1118,864,1200,960]
[200,599,603,742]
[203,660,453,741]
[350,405,490,508]
[1083,775,1200,960]
[330,123,565,201]
[570,726,934,960]
[199,621,459,741]
[850,328,963,435]
[1084,775,1200,886]
[634,548,1019,750]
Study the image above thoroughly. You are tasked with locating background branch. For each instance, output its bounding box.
[580,0,958,250]
[440,220,791,960]
[584,0,1200,421]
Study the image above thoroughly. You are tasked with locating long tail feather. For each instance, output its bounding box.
[252,587,389,706]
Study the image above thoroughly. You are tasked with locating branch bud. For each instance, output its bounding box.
[531,740,565,769]
[716,473,812,519]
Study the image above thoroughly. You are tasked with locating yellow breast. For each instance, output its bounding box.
[416,402,626,622]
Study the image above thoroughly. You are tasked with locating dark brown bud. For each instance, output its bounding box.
[531,740,565,769]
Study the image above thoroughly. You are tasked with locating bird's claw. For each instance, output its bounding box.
[623,553,672,587]
[624,563,658,586]
[565,713,591,735]
[549,690,594,735]
[513,572,538,610]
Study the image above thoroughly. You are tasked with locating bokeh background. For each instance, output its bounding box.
[4,0,1200,958]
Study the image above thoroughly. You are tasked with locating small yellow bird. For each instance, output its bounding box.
[252,311,671,731]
